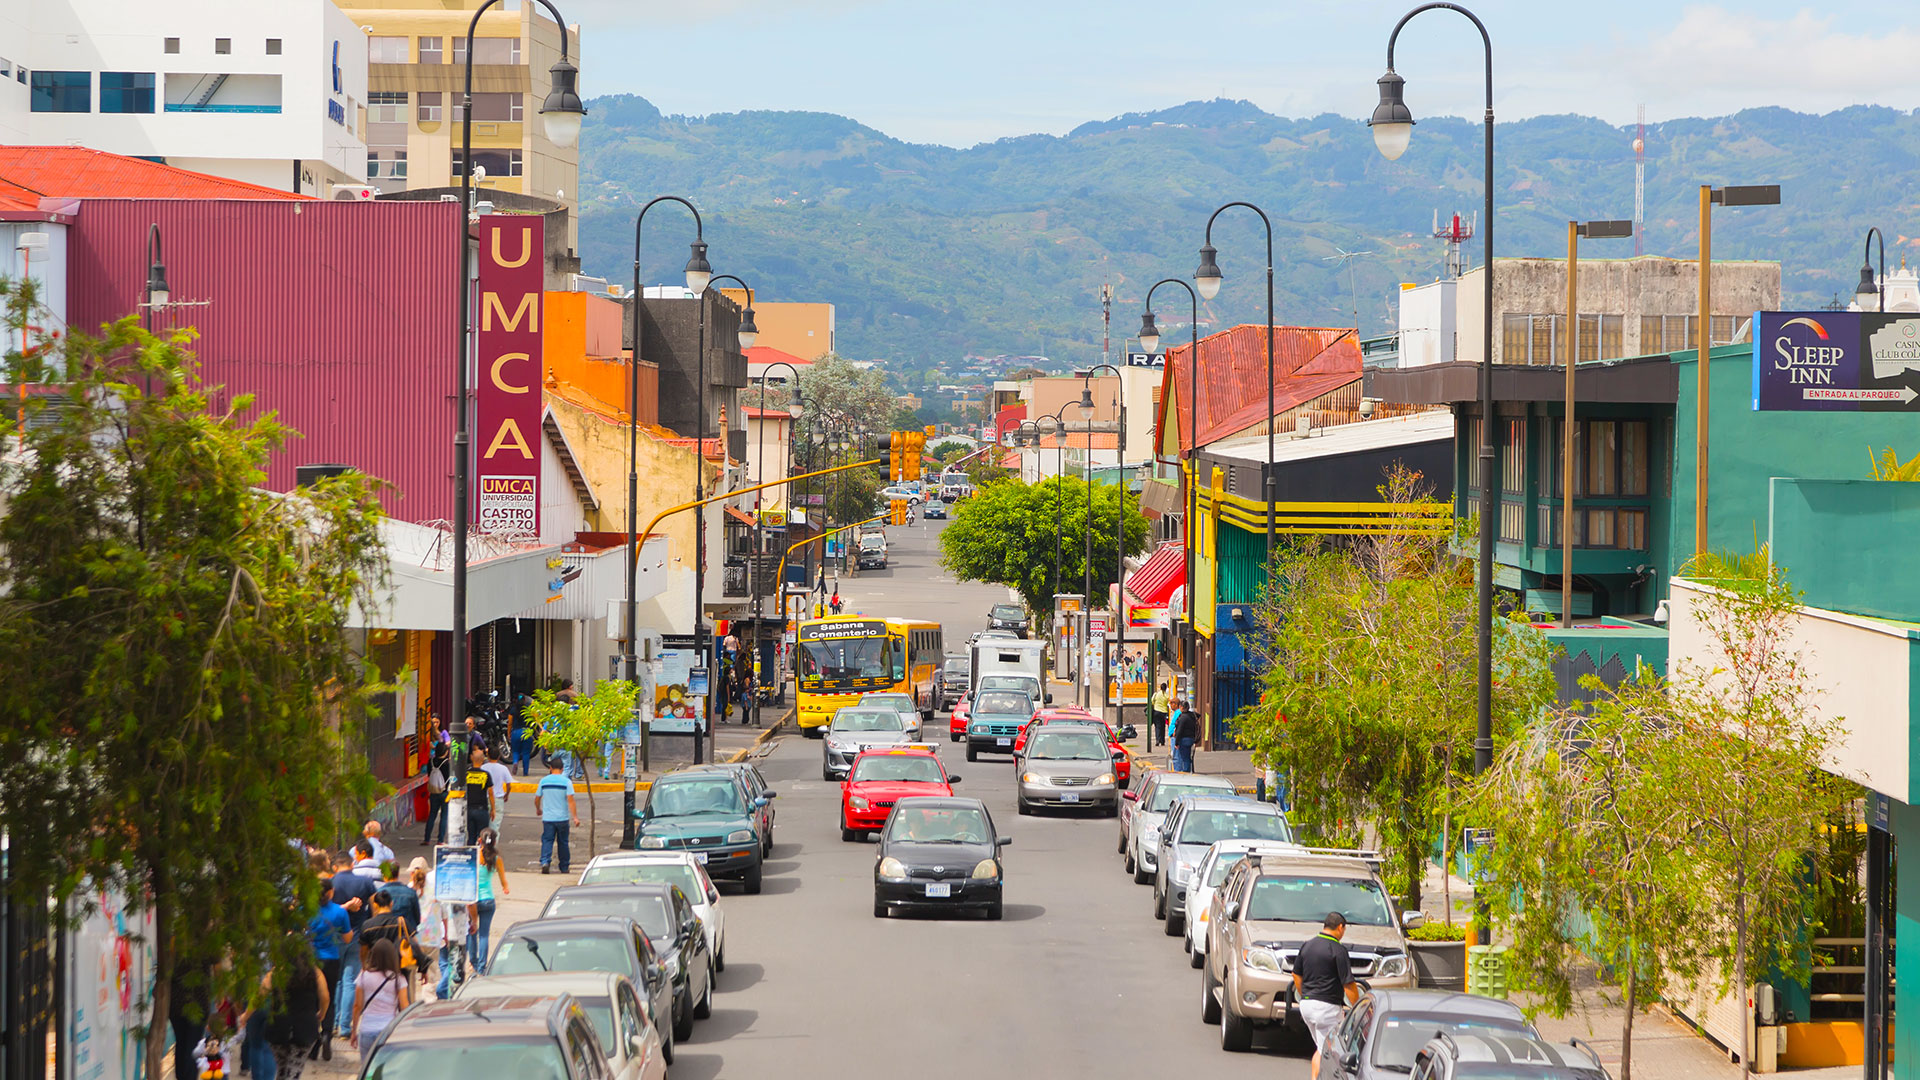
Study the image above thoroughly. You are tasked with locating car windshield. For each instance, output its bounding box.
[1027,731,1110,761]
[363,1041,569,1080]
[799,628,897,681]
[943,660,970,675]
[647,779,743,817]
[543,894,673,939]
[579,863,704,900]
[973,691,1031,715]
[1150,783,1230,813]
[1205,852,1249,887]
[489,934,637,980]
[1245,876,1396,926]
[980,675,1040,696]
[991,605,1025,619]
[1372,1014,1533,1071]
[860,695,914,711]
[851,755,945,783]
[833,710,904,733]
[1177,809,1292,845]
[886,806,991,844]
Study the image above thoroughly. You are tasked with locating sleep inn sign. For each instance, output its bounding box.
[1754,310,1920,412]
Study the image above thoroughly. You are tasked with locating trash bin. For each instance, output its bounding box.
[1467,944,1510,999]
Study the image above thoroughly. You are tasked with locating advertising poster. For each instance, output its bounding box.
[1753,311,1920,412]
[433,846,480,904]
[475,215,545,534]
[1082,617,1106,689]
[1107,640,1152,705]
[66,886,154,1080]
[652,649,704,733]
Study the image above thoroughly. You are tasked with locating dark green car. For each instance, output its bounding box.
[631,771,771,894]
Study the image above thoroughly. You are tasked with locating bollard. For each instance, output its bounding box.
[1467,944,1510,999]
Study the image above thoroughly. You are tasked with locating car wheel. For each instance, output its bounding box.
[1190,942,1204,969]
[715,941,725,973]
[1016,798,1031,816]
[873,899,887,918]
[1221,1002,1254,1052]
[692,965,714,1019]
[1200,965,1222,1024]
[743,862,764,895]
[985,902,1003,921]
[802,725,822,739]
[1165,907,1183,937]
[1153,884,1166,920]
[660,1023,674,1065]
[672,992,694,1041]
[966,745,978,762]
[1133,854,1152,886]
[822,763,834,781]
[1104,802,1120,819]
[1118,831,1129,855]
[950,731,961,743]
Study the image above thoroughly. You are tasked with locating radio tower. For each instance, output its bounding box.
[1633,104,1646,256]
[1432,209,1476,279]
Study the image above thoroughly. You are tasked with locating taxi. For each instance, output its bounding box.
[1013,709,1130,787]
[839,746,960,841]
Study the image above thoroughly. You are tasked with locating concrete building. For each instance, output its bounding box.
[717,290,833,360]
[335,0,581,246]
[1397,255,1780,368]
[0,0,368,195]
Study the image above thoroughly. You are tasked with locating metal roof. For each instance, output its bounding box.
[1208,410,1453,466]
[0,146,310,201]
[1158,324,1364,451]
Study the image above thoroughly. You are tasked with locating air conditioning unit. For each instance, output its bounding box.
[331,184,375,201]
[1295,414,1313,438]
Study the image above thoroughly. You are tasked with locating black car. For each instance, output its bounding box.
[485,916,676,1056]
[923,500,948,519]
[934,655,971,712]
[986,603,1030,637]
[871,796,1011,920]
[539,884,714,1042]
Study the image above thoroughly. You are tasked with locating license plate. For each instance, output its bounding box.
[1060,792,1080,803]
[694,852,709,864]
[996,738,1011,746]
[924,883,951,898]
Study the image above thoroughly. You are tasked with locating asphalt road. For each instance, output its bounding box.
[668,516,1312,1080]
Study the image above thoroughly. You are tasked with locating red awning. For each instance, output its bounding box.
[1127,542,1186,605]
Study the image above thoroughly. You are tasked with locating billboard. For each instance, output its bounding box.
[1753,311,1920,412]
[475,215,545,533]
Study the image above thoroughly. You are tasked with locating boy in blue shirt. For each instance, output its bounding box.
[536,759,580,874]
[305,883,351,1059]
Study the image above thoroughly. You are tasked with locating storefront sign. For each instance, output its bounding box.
[1753,311,1920,412]
[475,215,545,533]
[65,885,153,1080]
[652,649,703,733]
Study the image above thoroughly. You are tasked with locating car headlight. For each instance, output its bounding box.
[638,836,666,849]
[726,829,755,844]
[1243,947,1284,973]
[1093,773,1115,785]
[1173,863,1192,884]
[1021,772,1039,784]
[1374,954,1409,979]
[877,856,908,880]
[972,724,987,734]
[849,795,870,810]
[970,859,999,880]
[1141,831,1160,852]
[664,951,682,977]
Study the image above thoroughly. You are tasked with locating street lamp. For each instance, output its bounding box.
[1693,183,1779,554]
[1372,1,1496,775]
[1858,227,1887,313]
[1082,365,1125,711]
[142,223,170,396]
[452,0,584,850]
[1559,218,1633,628]
[748,348,804,727]
[1195,203,1275,565]
[1142,277,1201,667]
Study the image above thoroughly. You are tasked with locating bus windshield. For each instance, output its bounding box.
[800,637,892,681]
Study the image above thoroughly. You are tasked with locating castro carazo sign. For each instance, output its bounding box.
[476,215,544,535]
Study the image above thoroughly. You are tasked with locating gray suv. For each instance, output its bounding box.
[1320,989,1538,1080]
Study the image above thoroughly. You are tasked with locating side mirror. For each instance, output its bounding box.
[763,791,778,800]
[1044,693,1054,704]
[947,775,963,784]
[1401,910,1426,929]
[996,836,1012,847]
[753,796,770,808]
[1224,900,1241,920]
[1122,790,1139,802]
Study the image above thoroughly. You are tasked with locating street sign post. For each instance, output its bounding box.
[1754,311,1920,411]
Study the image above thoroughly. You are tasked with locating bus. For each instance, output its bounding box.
[795,615,944,734]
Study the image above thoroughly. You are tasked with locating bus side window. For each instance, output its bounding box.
[892,637,907,681]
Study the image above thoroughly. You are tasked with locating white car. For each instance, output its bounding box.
[455,970,667,1080]
[857,691,925,735]
[1121,773,1239,885]
[1182,839,1302,967]
[578,852,727,973]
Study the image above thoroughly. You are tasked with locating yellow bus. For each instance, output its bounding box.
[796,615,945,734]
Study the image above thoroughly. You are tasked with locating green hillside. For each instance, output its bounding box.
[577,95,1920,365]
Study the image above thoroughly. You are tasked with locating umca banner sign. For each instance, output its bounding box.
[476,215,544,533]
[1753,310,1920,412]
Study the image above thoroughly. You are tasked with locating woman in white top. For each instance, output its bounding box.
[348,938,411,1053]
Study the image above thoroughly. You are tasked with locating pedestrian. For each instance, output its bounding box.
[462,744,495,845]
[360,821,395,868]
[327,849,376,1041]
[349,840,381,880]
[347,939,410,1056]
[1172,696,1200,773]
[466,829,510,975]
[830,590,843,614]
[481,747,513,838]
[509,696,536,776]
[1293,911,1360,1080]
[241,966,277,1080]
[815,567,827,595]
[358,891,421,996]
[167,968,209,1080]
[555,679,580,706]
[305,883,350,1061]
[264,947,328,1080]
[1148,680,1170,750]
[422,720,451,846]
[536,758,580,875]
[379,862,421,939]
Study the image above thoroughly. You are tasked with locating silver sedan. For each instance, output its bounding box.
[1015,728,1120,816]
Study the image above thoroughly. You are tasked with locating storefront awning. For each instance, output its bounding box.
[1127,542,1187,606]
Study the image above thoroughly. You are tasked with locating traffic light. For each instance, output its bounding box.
[890,499,908,525]
[902,431,924,481]
[888,432,905,482]
[924,424,937,439]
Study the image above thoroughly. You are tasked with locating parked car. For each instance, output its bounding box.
[871,796,1011,920]
[1408,1031,1606,1080]
[576,852,726,971]
[1152,796,1293,932]
[452,971,667,1078]
[963,688,1035,762]
[632,769,773,893]
[1320,989,1540,1080]
[535,883,713,1042]
[986,603,1031,637]
[676,762,778,856]
[1201,851,1419,1052]
[484,917,676,1061]
[355,994,619,1080]
[822,706,916,780]
[1182,839,1303,967]
[1119,773,1240,885]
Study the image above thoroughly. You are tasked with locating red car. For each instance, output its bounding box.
[947,695,972,742]
[839,747,960,841]
[1014,710,1131,787]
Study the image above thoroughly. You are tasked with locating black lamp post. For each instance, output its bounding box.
[1371,0,1496,776]
[1194,203,1275,567]
[143,223,169,395]
[1858,227,1887,313]
[1081,364,1124,711]
[452,0,584,849]
[1141,278,1200,668]
[750,351,804,726]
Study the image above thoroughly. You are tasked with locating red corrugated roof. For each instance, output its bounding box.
[742,406,793,419]
[0,176,45,212]
[744,345,812,368]
[1126,542,1187,605]
[1158,325,1363,452]
[0,146,311,201]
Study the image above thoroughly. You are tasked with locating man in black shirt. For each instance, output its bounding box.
[1292,911,1359,1080]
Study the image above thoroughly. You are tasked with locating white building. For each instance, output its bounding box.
[0,0,369,196]
[1850,259,1920,313]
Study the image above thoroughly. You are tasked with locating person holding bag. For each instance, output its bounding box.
[348,939,409,1054]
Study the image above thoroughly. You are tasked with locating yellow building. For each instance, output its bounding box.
[716,290,834,360]
[338,0,581,247]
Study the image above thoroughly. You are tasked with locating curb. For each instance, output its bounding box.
[725,708,794,764]
[506,714,793,793]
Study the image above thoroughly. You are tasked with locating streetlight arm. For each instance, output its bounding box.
[632,456,881,573]
[1202,202,1275,260]
[1386,2,1492,109]
[1145,278,1201,455]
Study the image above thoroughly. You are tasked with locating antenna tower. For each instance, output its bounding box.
[1431,210,1476,280]
[1322,246,1375,329]
[1633,104,1646,256]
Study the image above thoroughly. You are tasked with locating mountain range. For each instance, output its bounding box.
[576,95,1920,367]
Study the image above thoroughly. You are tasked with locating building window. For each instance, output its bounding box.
[1538,505,1649,550]
[368,151,408,179]
[454,36,521,65]
[455,92,524,123]
[367,151,379,180]
[99,72,156,114]
[265,38,282,55]
[417,91,442,122]
[0,58,11,79]
[214,38,231,54]
[391,150,408,178]
[368,89,407,123]
[369,36,409,64]
[164,37,180,54]
[1640,314,1698,354]
[29,70,90,113]
[1500,418,1524,496]
[1542,418,1650,499]
[1709,314,1738,345]
[418,36,442,64]
[453,149,520,178]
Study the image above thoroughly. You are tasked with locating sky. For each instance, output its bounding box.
[561,0,1920,147]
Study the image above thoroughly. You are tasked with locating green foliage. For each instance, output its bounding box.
[0,288,389,1077]
[527,680,637,860]
[1869,446,1920,481]
[938,474,1146,615]
[794,353,895,439]
[1406,920,1470,942]
[928,440,972,462]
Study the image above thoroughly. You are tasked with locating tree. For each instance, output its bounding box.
[938,474,1146,615]
[930,440,972,462]
[525,680,636,859]
[793,353,894,441]
[0,293,388,1079]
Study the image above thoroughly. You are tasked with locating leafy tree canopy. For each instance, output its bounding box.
[938,474,1146,616]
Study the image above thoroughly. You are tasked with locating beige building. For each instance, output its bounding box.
[1397,255,1781,368]
[716,290,834,360]
[337,0,580,247]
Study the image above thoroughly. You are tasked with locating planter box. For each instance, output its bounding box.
[1410,940,1468,991]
